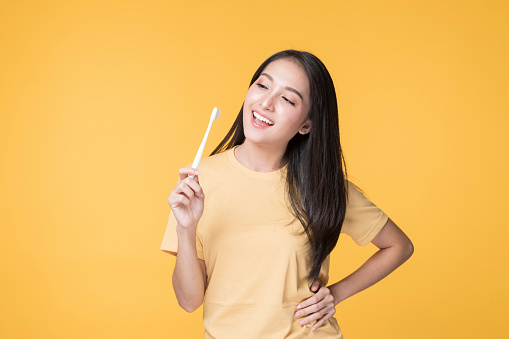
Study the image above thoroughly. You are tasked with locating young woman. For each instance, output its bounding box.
[161,50,414,338]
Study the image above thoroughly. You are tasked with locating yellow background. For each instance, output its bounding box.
[1,0,507,338]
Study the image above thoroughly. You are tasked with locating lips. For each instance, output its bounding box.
[251,110,274,129]
[252,111,274,125]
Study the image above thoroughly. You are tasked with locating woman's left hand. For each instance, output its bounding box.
[294,280,336,331]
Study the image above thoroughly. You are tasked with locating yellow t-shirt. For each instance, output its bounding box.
[161,147,389,339]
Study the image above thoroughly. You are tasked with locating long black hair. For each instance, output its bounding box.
[211,50,348,283]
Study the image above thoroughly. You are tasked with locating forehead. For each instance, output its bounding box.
[261,58,310,97]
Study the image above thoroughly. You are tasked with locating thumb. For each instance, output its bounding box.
[311,279,320,292]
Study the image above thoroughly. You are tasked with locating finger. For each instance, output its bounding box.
[311,280,320,292]
[183,177,205,198]
[298,308,326,326]
[194,172,201,185]
[179,167,200,180]
[168,194,190,208]
[311,310,335,332]
[312,289,335,311]
[295,297,327,318]
[175,184,195,201]
[313,286,332,302]
[296,291,326,311]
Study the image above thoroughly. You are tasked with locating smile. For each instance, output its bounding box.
[252,111,274,125]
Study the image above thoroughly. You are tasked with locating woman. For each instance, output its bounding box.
[161,50,414,338]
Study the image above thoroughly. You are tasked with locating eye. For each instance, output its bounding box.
[282,96,296,106]
[256,83,268,90]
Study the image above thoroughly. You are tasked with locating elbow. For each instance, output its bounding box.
[403,239,414,261]
[182,305,198,313]
[178,299,203,313]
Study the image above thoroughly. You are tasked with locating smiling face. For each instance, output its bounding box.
[242,58,311,150]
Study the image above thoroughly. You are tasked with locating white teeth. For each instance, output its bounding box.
[253,111,274,125]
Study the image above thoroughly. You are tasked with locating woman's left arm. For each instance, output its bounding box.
[295,217,414,331]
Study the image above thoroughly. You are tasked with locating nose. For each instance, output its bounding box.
[260,91,276,111]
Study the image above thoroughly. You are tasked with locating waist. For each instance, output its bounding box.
[203,298,342,339]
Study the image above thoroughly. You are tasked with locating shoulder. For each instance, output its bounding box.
[344,178,386,216]
[192,149,233,191]
[345,179,362,201]
[198,149,230,170]
[344,179,378,210]
[183,149,230,171]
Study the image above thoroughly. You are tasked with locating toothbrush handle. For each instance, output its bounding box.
[189,119,213,178]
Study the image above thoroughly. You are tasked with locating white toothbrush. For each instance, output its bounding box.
[189,107,221,178]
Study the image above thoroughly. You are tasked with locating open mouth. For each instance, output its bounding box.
[252,111,274,126]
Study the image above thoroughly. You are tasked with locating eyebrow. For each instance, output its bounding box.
[260,72,304,101]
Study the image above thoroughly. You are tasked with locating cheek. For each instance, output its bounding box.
[280,109,309,130]
[242,105,250,119]
[242,104,254,127]
[245,85,266,104]
[244,86,255,101]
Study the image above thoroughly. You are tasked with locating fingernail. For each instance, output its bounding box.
[297,304,302,309]
[294,312,300,317]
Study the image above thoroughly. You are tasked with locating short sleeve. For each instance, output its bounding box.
[341,180,389,246]
[160,173,204,260]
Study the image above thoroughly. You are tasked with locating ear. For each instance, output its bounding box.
[298,119,311,135]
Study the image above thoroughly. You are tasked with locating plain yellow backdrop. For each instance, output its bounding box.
[1,0,507,338]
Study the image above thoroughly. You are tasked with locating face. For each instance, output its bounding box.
[242,58,311,149]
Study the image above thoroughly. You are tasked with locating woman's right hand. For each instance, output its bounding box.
[167,167,205,229]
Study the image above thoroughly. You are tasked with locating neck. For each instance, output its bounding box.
[234,141,286,173]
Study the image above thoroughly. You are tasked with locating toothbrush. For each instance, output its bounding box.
[189,107,221,179]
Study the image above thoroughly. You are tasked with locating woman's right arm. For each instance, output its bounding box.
[168,167,207,312]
